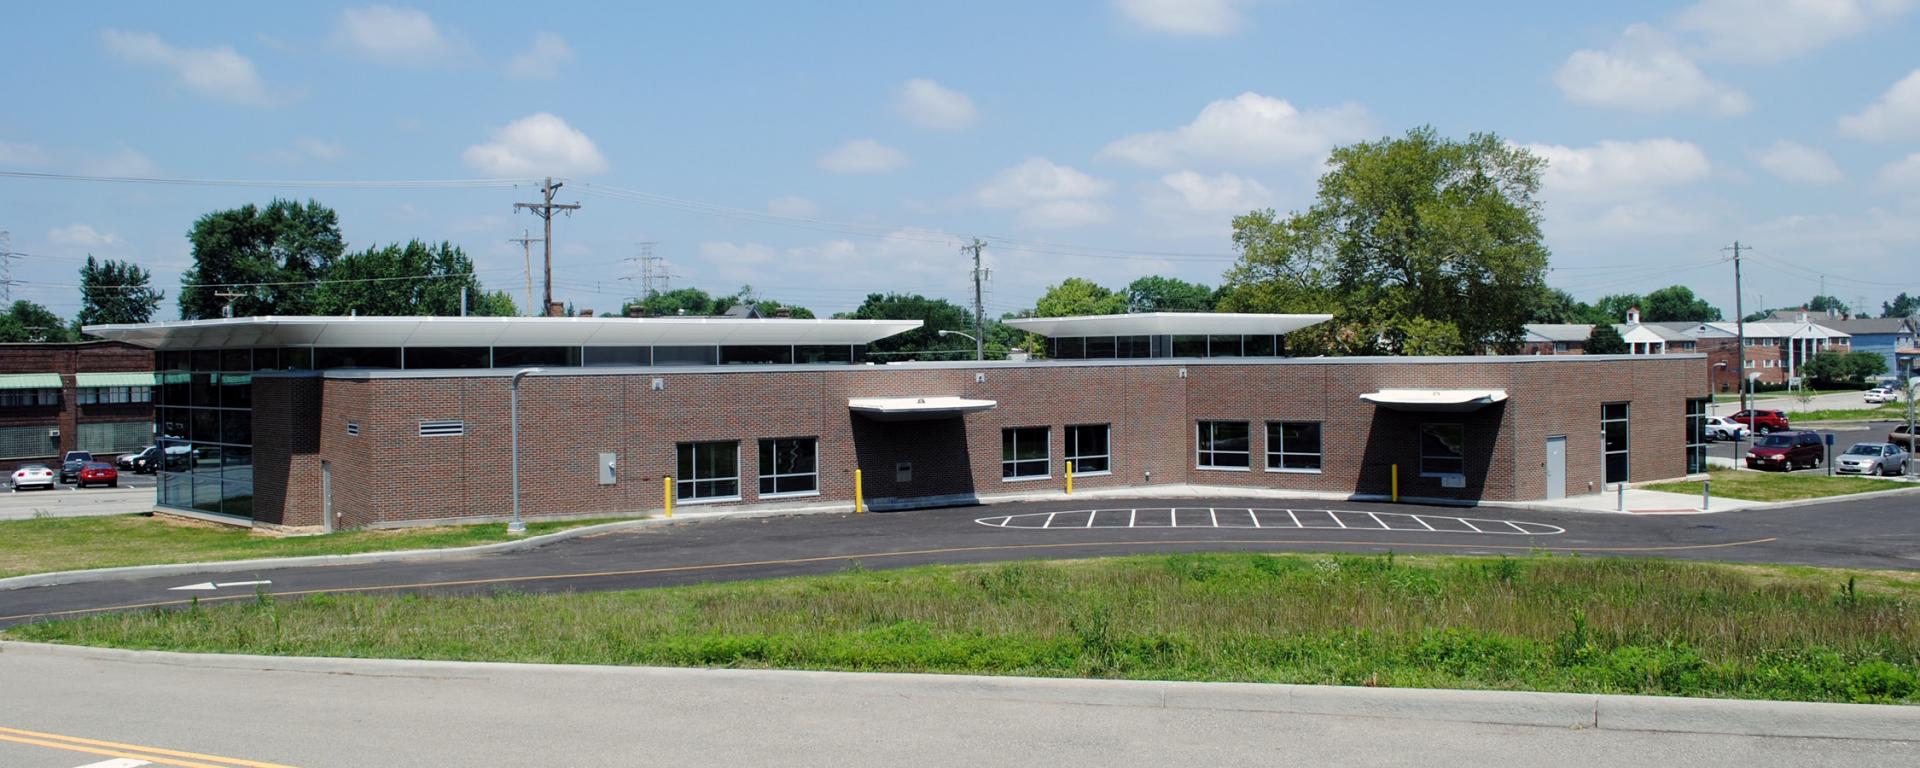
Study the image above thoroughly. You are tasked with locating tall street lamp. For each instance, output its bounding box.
[937,329,980,359]
[508,367,544,535]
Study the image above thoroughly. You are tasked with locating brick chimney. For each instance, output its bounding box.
[546,301,566,317]
[578,308,594,318]
[773,307,792,318]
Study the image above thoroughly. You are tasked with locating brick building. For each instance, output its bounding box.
[87,315,1708,532]
[0,341,155,473]
[1521,307,1851,391]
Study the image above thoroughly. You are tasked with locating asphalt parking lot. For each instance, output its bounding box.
[1708,419,1912,475]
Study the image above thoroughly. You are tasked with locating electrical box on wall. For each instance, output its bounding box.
[598,452,617,485]
[895,462,912,482]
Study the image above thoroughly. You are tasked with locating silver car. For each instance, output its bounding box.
[1835,442,1910,476]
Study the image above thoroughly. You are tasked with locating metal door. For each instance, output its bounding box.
[1545,436,1567,500]
[321,460,334,533]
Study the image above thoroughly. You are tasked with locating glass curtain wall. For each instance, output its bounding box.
[155,349,256,519]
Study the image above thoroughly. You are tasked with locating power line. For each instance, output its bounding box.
[0,170,538,189]
[514,177,581,317]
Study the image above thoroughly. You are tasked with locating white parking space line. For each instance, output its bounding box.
[977,508,1565,536]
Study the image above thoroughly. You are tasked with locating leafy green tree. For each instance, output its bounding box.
[77,256,164,327]
[1527,287,1596,324]
[1218,127,1549,355]
[0,300,78,342]
[180,199,344,318]
[1591,294,1642,324]
[1585,323,1627,355]
[1124,276,1214,313]
[843,292,973,361]
[1035,278,1126,317]
[629,287,720,317]
[1642,285,1719,322]
[311,240,514,316]
[1882,292,1918,319]
[1807,295,1849,315]
[1803,350,1887,386]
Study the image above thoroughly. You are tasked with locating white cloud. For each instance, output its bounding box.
[1099,92,1374,169]
[1523,138,1712,202]
[697,228,963,291]
[1878,152,1920,186]
[506,32,572,79]
[817,139,908,174]
[78,147,159,177]
[262,138,348,164]
[100,29,274,106]
[976,158,1114,229]
[896,79,977,131]
[1839,69,1920,141]
[1753,140,1844,184]
[1140,171,1274,237]
[0,140,48,165]
[335,5,458,64]
[767,196,822,218]
[1673,0,1915,62]
[47,224,121,249]
[461,113,607,177]
[1555,25,1750,115]
[1113,0,1247,36]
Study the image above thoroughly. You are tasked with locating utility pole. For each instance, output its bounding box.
[1726,241,1748,417]
[213,290,246,318]
[965,238,988,361]
[513,177,580,317]
[507,230,541,317]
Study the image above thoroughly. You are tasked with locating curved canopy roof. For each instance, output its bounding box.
[82,316,922,350]
[1360,389,1509,412]
[1002,312,1332,337]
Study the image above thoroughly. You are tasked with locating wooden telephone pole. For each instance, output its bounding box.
[514,177,580,316]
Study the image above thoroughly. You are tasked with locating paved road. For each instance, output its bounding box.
[6,492,1920,627]
[0,644,1912,767]
[0,481,155,521]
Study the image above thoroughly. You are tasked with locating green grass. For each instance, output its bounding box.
[1646,469,1910,502]
[0,514,635,579]
[11,554,1920,704]
[1791,405,1908,422]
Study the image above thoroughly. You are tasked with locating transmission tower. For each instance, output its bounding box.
[620,242,675,312]
[0,231,19,303]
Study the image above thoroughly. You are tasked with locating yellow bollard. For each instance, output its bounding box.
[1066,460,1074,495]
[1391,464,1399,503]
[663,476,674,518]
[854,468,865,514]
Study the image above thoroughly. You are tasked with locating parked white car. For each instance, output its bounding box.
[10,463,55,491]
[1836,442,1909,476]
[1702,416,1748,442]
[1864,387,1902,404]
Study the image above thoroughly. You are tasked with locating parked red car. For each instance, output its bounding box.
[1729,409,1790,435]
[1745,431,1824,471]
[75,461,118,488]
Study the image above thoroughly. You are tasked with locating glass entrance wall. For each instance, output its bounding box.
[154,349,264,519]
[1047,334,1286,360]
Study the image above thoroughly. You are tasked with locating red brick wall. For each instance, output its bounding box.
[252,355,1702,527]
[0,341,153,472]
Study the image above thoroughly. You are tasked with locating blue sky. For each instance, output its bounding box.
[3,0,1918,321]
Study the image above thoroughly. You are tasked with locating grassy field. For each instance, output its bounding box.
[1646,469,1909,502]
[0,514,633,579]
[1791,405,1907,423]
[11,554,1920,704]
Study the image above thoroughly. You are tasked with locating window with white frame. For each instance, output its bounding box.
[1064,424,1109,475]
[676,441,740,500]
[1265,421,1322,472]
[1196,420,1251,469]
[1603,403,1630,484]
[77,386,153,405]
[1002,426,1049,480]
[1419,423,1465,476]
[758,437,818,496]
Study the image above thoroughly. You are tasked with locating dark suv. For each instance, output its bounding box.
[1730,409,1790,435]
[1745,431,1824,471]
[58,450,93,483]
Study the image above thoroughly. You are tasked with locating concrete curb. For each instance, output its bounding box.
[2,641,1914,741]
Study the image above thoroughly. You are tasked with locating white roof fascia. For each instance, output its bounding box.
[1002,312,1332,338]
[81,316,923,350]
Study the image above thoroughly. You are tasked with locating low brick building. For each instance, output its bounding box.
[0,341,155,473]
[87,315,1708,531]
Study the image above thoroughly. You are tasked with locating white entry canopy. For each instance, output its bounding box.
[1360,389,1509,412]
[848,396,998,421]
[81,315,921,350]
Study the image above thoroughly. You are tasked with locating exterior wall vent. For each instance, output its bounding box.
[345,421,360,436]
[419,420,465,438]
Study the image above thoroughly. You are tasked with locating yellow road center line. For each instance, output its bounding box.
[0,726,299,768]
[0,732,279,768]
[0,537,1779,624]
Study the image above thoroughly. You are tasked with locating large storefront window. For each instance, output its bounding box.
[1196,421,1250,469]
[758,437,818,496]
[155,349,255,519]
[676,441,740,501]
[1002,426,1050,480]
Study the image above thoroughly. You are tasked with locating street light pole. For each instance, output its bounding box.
[937,329,980,358]
[508,367,544,535]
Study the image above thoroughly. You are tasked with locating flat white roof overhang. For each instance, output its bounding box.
[1002,312,1332,338]
[1360,389,1509,413]
[81,315,922,350]
[848,396,998,421]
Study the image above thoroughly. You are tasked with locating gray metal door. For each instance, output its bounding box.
[1544,436,1567,500]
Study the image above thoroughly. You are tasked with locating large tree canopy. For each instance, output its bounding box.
[0,300,77,343]
[1218,127,1549,355]
[621,285,815,319]
[1035,277,1126,317]
[841,292,973,361]
[1641,285,1720,322]
[180,199,344,319]
[78,256,164,327]
[311,240,516,317]
[1883,292,1918,319]
[1124,275,1214,313]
